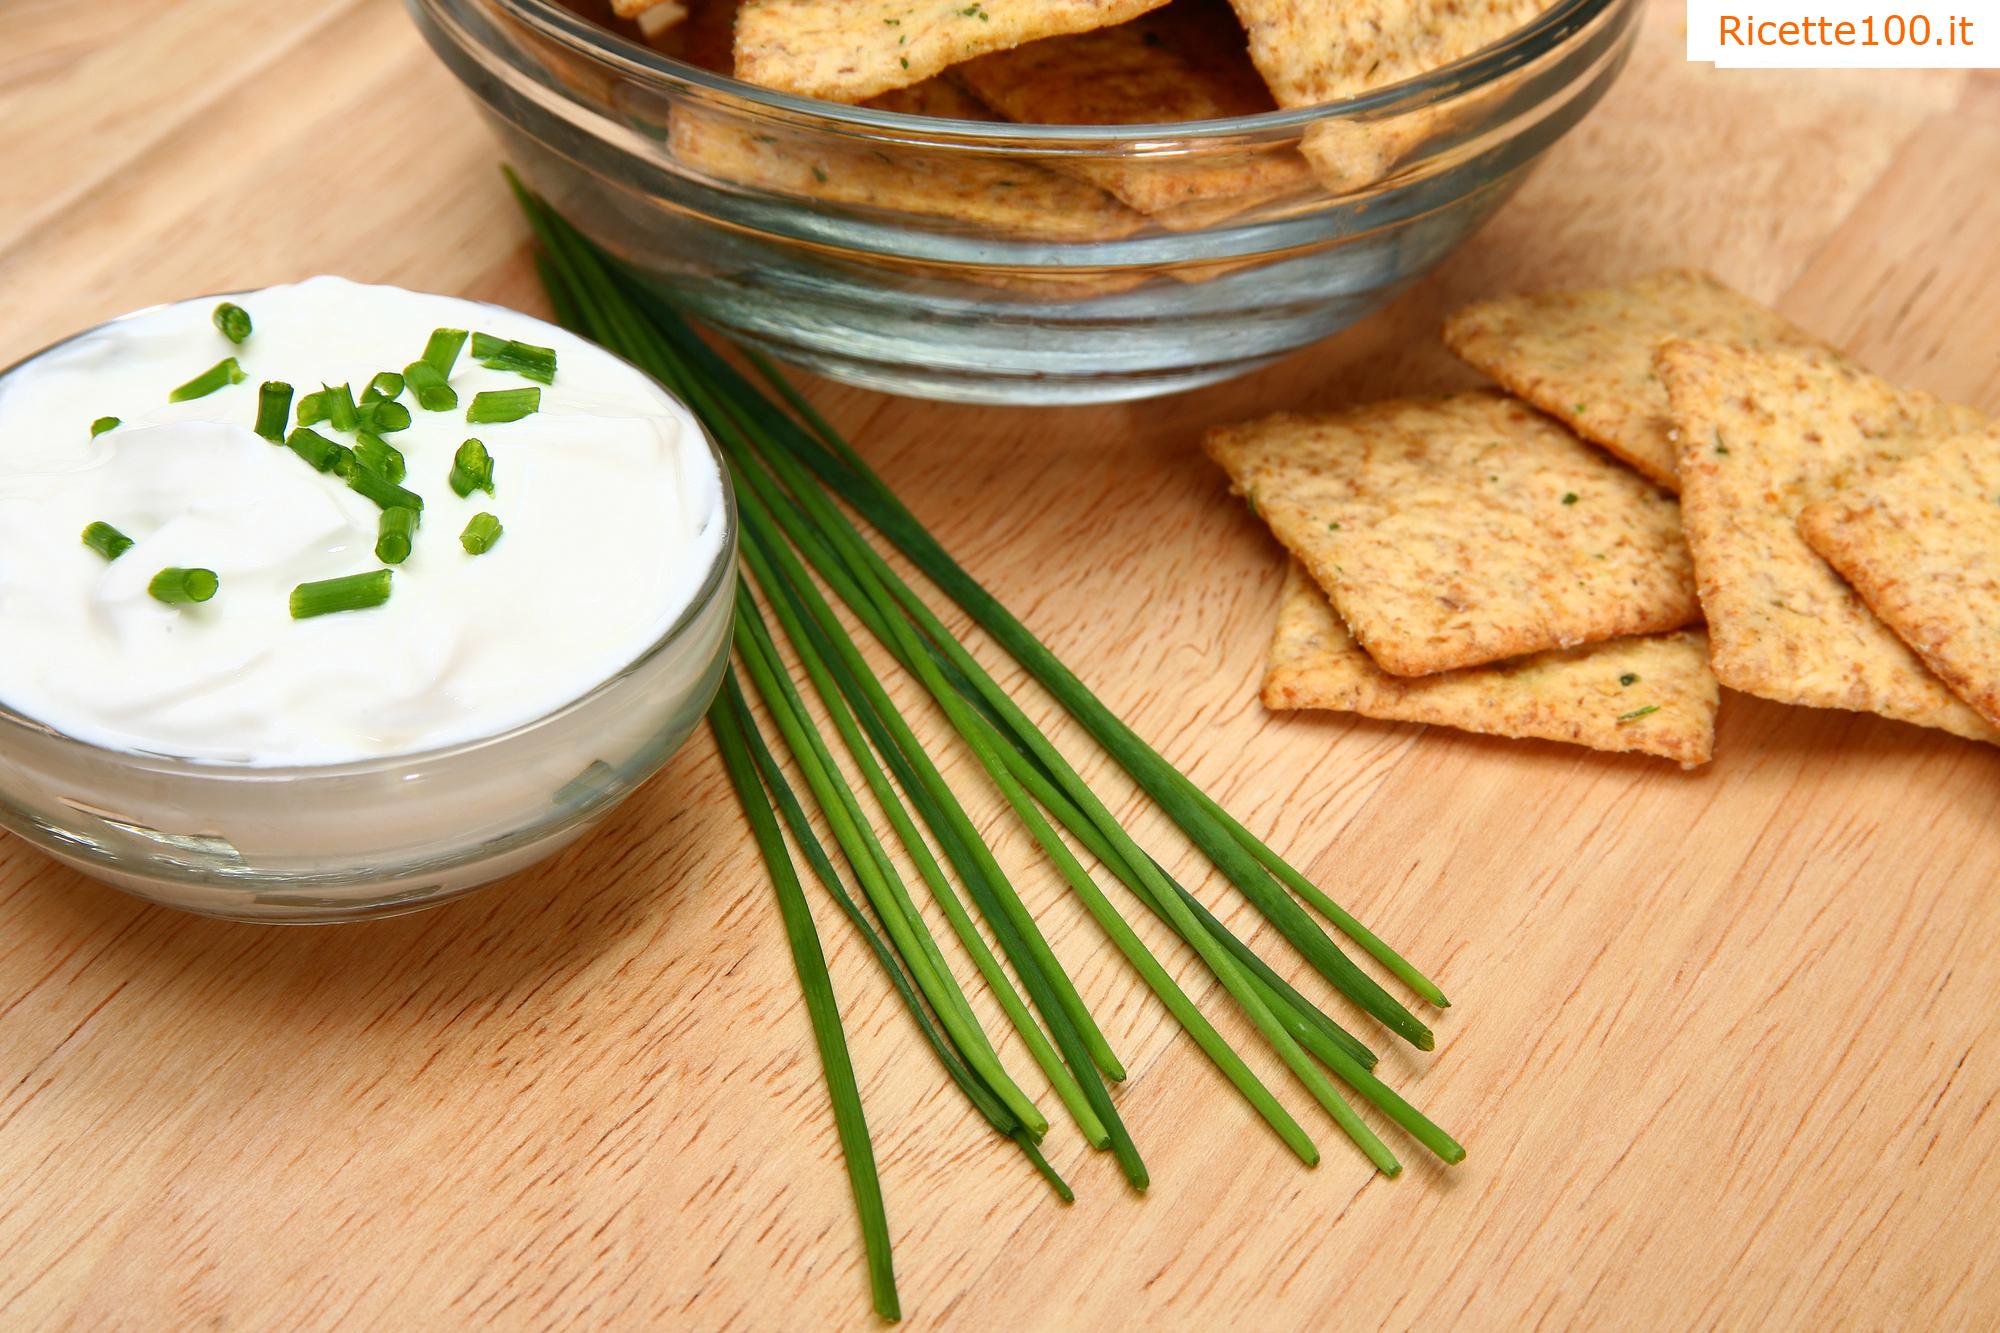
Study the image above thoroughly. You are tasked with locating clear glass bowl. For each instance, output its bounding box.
[0,306,738,924]
[411,0,1641,404]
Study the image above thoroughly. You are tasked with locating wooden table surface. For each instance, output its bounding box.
[4,2,1998,1327]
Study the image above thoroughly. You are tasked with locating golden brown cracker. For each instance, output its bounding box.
[1659,339,1998,742]
[1263,562,1716,765]
[1205,391,1700,676]
[733,0,1172,103]
[1444,269,1818,490]
[1799,428,2000,730]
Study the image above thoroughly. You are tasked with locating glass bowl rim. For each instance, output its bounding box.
[0,285,739,781]
[464,0,1627,143]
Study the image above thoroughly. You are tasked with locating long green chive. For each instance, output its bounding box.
[286,427,344,472]
[168,357,245,402]
[459,512,502,554]
[363,371,405,404]
[82,521,134,561]
[709,681,899,1322]
[473,332,558,384]
[465,387,538,424]
[402,359,458,411]
[345,466,424,513]
[90,416,120,438]
[376,506,419,564]
[353,431,406,483]
[212,302,252,344]
[358,399,412,434]
[290,569,391,619]
[449,438,494,496]
[148,567,217,605]
[423,327,468,376]
[324,383,359,433]
[254,381,293,441]
[295,389,329,426]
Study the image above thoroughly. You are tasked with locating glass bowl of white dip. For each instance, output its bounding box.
[0,279,735,922]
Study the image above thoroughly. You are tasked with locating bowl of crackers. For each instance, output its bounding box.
[412,0,1642,403]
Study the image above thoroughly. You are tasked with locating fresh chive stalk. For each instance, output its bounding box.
[285,427,345,473]
[363,371,405,403]
[353,432,406,483]
[324,383,359,433]
[459,512,502,554]
[402,360,458,411]
[376,506,419,564]
[90,416,120,438]
[473,332,558,383]
[709,680,899,1322]
[168,357,245,402]
[290,570,391,619]
[465,387,538,424]
[423,327,468,376]
[82,521,134,561]
[254,381,293,441]
[358,399,412,434]
[346,466,425,513]
[148,567,218,605]
[449,438,494,497]
[212,302,252,344]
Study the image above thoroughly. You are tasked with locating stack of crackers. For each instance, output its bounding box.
[1205,268,2000,767]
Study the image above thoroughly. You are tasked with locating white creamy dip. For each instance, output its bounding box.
[0,278,726,765]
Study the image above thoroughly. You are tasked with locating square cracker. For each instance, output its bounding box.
[733,0,1171,104]
[1204,391,1701,676]
[951,2,1315,228]
[1799,428,2000,731]
[1443,269,1818,491]
[1658,339,1998,743]
[1264,562,1717,766]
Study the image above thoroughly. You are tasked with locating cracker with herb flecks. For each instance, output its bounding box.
[733,0,1172,103]
[951,1,1314,229]
[1798,427,2000,731]
[1443,270,1819,491]
[668,78,1144,241]
[1659,339,1999,742]
[1263,561,1717,765]
[1204,391,1700,676]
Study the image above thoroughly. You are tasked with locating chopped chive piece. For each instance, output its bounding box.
[89,416,120,438]
[148,566,218,605]
[168,357,245,402]
[324,383,359,433]
[1561,492,1579,505]
[460,512,503,554]
[290,569,391,619]
[353,431,406,484]
[357,399,412,434]
[362,371,404,404]
[326,443,360,479]
[469,332,506,360]
[449,438,494,497]
[1619,672,1639,687]
[473,334,557,384]
[345,464,424,513]
[286,427,345,472]
[295,389,329,426]
[254,381,293,441]
[423,327,468,376]
[402,359,458,411]
[465,387,538,424]
[376,506,419,564]
[81,521,134,561]
[1617,704,1660,722]
[212,302,252,344]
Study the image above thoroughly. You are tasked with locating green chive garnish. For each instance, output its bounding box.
[465,387,538,424]
[286,427,344,472]
[459,512,502,554]
[1617,704,1660,722]
[89,416,120,438]
[254,381,293,441]
[472,333,557,384]
[402,359,458,412]
[295,389,329,426]
[290,570,391,619]
[148,567,218,605]
[353,431,406,483]
[345,465,424,513]
[1561,492,1579,505]
[376,506,419,564]
[168,357,246,403]
[363,371,405,403]
[357,399,412,434]
[1619,672,1639,687]
[324,383,359,433]
[423,327,468,376]
[81,521,134,561]
[212,302,252,344]
[448,438,494,497]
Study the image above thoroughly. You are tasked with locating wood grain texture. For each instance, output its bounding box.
[2,3,1996,1326]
